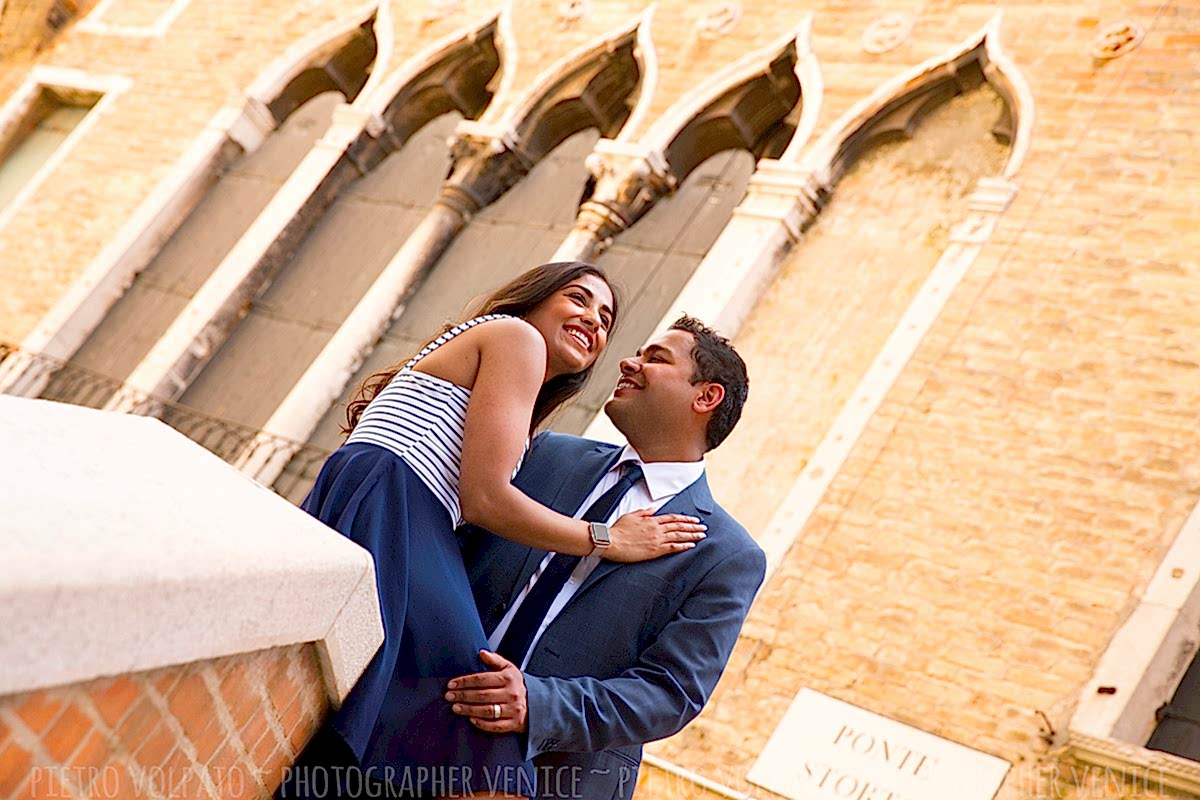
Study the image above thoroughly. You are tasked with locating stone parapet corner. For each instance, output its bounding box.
[0,396,383,706]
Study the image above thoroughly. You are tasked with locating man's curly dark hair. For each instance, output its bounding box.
[669,315,749,451]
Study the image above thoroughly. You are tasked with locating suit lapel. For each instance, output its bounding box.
[505,443,624,607]
[571,471,715,601]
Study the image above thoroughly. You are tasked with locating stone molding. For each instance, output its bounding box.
[437,119,532,217]
[597,16,1034,472]
[790,13,1033,179]
[655,52,1030,778]
[723,29,1033,554]
[0,66,132,235]
[0,67,134,397]
[616,5,660,144]
[582,27,1031,569]
[753,178,1018,578]
[642,14,814,164]
[427,9,649,249]
[362,9,502,142]
[731,159,827,240]
[1068,730,1200,796]
[238,10,649,486]
[556,138,674,255]
[76,0,193,38]
[487,8,644,137]
[245,1,381,123]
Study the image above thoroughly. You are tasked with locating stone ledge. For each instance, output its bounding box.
[1066,731,1200,797]
[0,396,382,705]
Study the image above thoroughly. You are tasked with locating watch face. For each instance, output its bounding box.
[590,522,611,545]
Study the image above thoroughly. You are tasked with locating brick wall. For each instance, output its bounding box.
[0,644,326,800]
[0,0,86,60]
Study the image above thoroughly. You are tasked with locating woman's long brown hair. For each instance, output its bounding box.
[342,261,620,436]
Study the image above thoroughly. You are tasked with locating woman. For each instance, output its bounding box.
[282,262,706,799]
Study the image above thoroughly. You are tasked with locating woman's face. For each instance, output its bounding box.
[524,273,615,378]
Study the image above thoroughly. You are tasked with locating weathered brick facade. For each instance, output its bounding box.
[3,0,1199,799]
[0,645,325,799]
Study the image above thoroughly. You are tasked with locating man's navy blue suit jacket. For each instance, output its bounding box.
[460,432,767,800]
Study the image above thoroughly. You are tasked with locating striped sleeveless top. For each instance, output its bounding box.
[346,314,513,525]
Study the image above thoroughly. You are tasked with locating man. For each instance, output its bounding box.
[451,315,766,800]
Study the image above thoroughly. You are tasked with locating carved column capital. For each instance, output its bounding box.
[437,120,533,219]
[224,96,276,152]
[735,160,829,241]
[570,140,675,254]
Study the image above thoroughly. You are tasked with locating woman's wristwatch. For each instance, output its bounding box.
[588,521,611,557]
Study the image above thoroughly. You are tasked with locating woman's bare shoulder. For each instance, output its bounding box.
[470,316,544,354]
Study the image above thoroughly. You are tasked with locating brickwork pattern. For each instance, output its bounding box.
[0,0,86,59]
[0,644,326,800]
[708,86,1009,537]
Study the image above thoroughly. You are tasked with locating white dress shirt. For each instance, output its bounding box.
[487,446,706,670]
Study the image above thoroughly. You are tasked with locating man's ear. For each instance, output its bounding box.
[693,383,725,415]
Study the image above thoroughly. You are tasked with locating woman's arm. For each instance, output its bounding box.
[456,319,703,560]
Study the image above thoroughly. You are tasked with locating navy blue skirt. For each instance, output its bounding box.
[301,443,534,798]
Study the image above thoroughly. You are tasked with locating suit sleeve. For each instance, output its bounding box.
[521,544,767,758]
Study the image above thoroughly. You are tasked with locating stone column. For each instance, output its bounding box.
[237,122,533,484]
[550,139,675,262]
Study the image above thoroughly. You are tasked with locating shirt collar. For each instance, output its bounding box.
[613,445,705,503]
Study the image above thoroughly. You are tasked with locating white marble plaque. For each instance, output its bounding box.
[748,689,1010,800]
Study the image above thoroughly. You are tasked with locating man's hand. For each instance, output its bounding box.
[446,650,528,733]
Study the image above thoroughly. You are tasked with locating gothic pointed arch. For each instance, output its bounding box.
[151,14,510,439]
[143,10,647,488]
[608,18,1032,592]
[645,14,816,186]
[502,8,647,163]
[796,13,1032,188]
[562,16,818,255]
[366,11,504,148]
[247,2,383,125]
[439,10,648,216]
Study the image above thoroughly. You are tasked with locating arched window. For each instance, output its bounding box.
[240,12,650,494]
[33,11,382,410]
[164,16,505,435]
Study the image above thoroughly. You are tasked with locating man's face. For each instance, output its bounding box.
[604,329,701,434]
